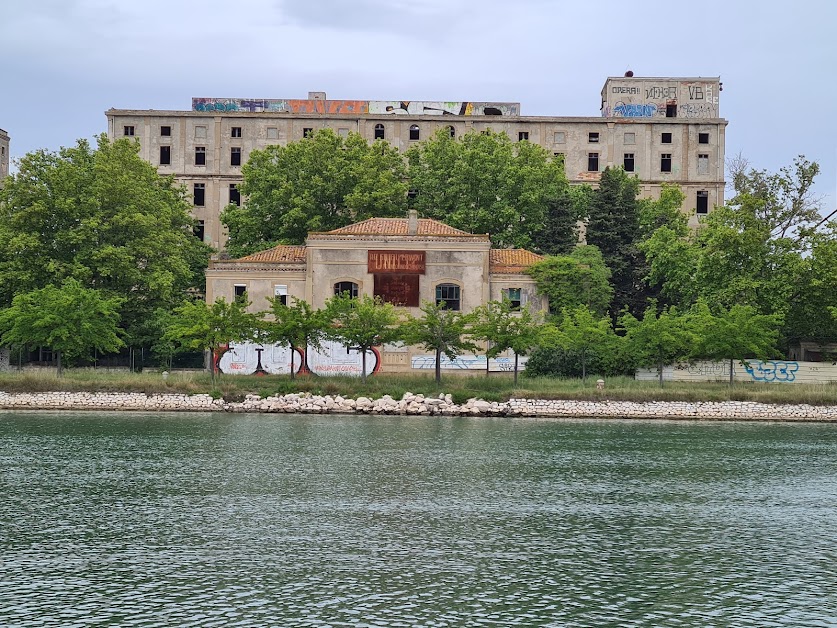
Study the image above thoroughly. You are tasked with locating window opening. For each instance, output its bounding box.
[503,288,522,310]
[334,281,358,298]
[193,183,205,206]
[661,132,672,144]
[588,152,599,172]
[409,125,420,140]
[229,184,240,206]
[660,153,672,172]
[161,126,171,136]
[231,127,242,138]
[623,153,635,172]
[195,147,206,166]
[123,126,135,136]
[159,146,171,166]
[374,123,385,140]
[435,284,461,311]
[699,132,710,144]
[230,147,241,166]
[589,132,600,143]
[696,191,709,214]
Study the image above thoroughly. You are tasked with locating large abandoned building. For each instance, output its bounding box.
[106,75,727,249]
[0,128,9,188]
[205,212,546,376]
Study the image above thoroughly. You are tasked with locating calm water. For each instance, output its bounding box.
[1,413,836,627]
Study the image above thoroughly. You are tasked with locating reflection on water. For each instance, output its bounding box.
[2,413,836,626]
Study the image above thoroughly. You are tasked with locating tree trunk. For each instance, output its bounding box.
[658,356,664,388]
[435,348,442,385]
[361,349,367,384]
[513,352,519,385]
[581,349,587,382]
[56,350,63,378]
[290,343,295,380]
[729,357,734,387]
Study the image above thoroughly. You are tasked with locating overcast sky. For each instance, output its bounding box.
[1,0,835,212]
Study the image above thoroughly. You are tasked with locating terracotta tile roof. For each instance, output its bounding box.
[322,218,479,237]
[235,245,307,263]
[490,249,544,274]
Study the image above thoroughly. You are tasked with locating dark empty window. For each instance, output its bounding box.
[303,127,314,138]
[503,288,522,310]
[623,153,635,172]
[159,145,171,165]
[234,285,247,300]
[407,189,418,202]
[661,153,672,172]
[230,147,241,166]
[447,125,456,138]
[518,131,529,141]
[666,103,677,117]
[588,152,599,172]
[161,125,171,136]
[334,281,358,298]
[194,220,205,241]
[661,132,672,144]
[696,191,709,214]
[195,147,206,166]
[231,126,242,138]
[589,132,600,143]
[229,184,240,206]
[123,126,135,136]
[409,125,420,140]
[374,123,385,140]
[193,183,205,206]
[699,132,710,144]
[436,284,460,311]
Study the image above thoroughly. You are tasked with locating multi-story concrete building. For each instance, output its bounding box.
[106,74,726,249]
[0,128,9,187]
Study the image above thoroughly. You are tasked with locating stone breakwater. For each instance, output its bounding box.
[1,391,836,421]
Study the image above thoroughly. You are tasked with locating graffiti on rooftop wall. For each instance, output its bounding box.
[192,98,519,116]
[605,80,719,119]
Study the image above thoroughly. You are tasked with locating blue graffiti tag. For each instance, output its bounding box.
[613,103,657,117]
[743,360,800,383]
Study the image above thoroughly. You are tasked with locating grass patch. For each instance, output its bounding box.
[1,369,836,405]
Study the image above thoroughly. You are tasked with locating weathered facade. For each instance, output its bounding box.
[106,75,727,249]
[0,128,9,188]
[205,213,546,375]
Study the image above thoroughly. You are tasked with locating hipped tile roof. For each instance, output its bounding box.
[322,217,480,237]
[489,249,544,274]
[234,245,307,263]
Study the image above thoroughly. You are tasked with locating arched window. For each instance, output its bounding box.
[446,125,455,139]
[334,281,359,298]
[435,283,460,311]
[409,125,420,141]
[374,123,385,140]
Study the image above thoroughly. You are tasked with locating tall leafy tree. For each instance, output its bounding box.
[527,245,613,317]
[0,135,211,348]
[544,305,619,381]
[222,129,407,256]
[407,129,566,249]
[585,167,647,318]
[620,305,695,387]
[402,301,477,385]
[0,279,124,376]
[690,300,781,385]
[164,298,259,383]
[532,183,591,256]
[472,298,545,384]
[261,297,329,379]
[325,293,403,383]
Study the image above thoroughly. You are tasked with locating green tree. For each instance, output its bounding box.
[620,305,695,387]
[531,180,591,255]
[407,129,567,248]
[472,298,545,384]
[527,245,613,317]
[260,297,330,379]
[585,167,647,317]
[222,129,407,256]
[544,305,618,381]
[325,293,403,383]
[0,135,211,350]
[690,300,782,385]
[0,279,124,376]
[164,298,260,384]
[402,301,478,385]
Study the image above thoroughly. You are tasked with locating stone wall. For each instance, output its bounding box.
[1,391,836,421]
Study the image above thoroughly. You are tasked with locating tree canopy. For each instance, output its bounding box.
[222,129,408,256]
[527,245,613,317]
[0,135,211,347]
[402,301,477,384]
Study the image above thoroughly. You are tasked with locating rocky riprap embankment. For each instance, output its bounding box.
[1,391,836,421]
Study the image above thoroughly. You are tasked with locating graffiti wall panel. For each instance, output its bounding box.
[306,340,380,377]
[218,343,303,375]
[192,98,520,116]
[410,354,529,371]
[635,360,837,384]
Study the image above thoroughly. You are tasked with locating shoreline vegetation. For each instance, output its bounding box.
[1,370,836,407]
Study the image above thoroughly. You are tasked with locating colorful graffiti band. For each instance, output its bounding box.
[192,98,520,116]
[218,341,379,377]
[743,360,800,383]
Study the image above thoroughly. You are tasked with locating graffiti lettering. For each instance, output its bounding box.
[744,360,800,383]
[613,103,658,117]
[646,86,677,99]
[611,87,640,94]
[688,86,704,100]
[192,98,519,116]
[680,103,718,118]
